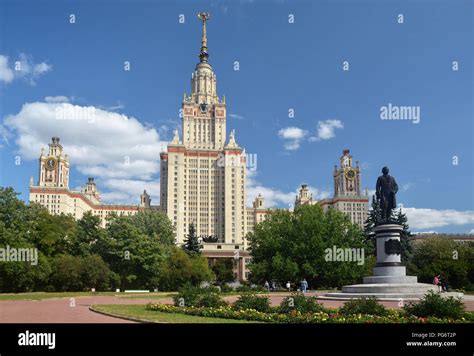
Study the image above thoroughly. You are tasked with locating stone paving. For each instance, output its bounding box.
[0,292,472,323]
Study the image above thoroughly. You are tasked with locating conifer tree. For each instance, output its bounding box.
[182,223,201,255]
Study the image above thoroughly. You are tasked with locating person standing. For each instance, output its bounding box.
[264,280,270,292]
[286,281,291,292]
[301,279,308,293]
[433,274,441,292]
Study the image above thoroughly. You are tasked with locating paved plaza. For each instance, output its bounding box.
[1,292,473,323]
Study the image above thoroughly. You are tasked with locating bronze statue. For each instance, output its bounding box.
[376,167,398,223]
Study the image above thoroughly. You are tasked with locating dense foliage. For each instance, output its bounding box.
[182,223,201,255]
[210,258,235,285]
[147,301,473,324]
[278,292,325,314]
[172,285,225,308]
[232,292,271,313]
[403,291,466,319]
[339,297,388,316]
[406,237,474,291]
[247,204,374,288]
[0,187,214,292]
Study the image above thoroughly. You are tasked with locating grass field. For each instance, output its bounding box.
[91,304,259,323]
[0,292,173,301]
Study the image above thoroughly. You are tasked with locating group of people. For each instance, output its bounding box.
[264,279,309,293]
[433,273,449,292]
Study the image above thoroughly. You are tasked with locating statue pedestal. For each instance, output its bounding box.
[322,224,439,301]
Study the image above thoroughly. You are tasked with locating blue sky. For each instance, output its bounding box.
[0,0,472,233]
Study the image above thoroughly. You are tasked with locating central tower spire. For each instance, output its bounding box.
[198,12,210,63]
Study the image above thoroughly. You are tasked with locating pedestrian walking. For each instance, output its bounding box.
[301,278,308,293]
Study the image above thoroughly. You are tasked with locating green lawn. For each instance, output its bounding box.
[92,304,259,323]
[0,292,172,301]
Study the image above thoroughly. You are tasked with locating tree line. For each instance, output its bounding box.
[0,187,215,292]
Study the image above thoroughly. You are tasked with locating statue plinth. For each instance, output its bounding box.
[322,223,438,300]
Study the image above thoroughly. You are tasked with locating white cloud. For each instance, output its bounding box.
[401,183,413,192]
[0,55,14,83]
[310,119,344,141]
[469,228,474,234]
[0,53,52,85]
[402,206,474,229]
[3,100,167,183]
[228,113,245,120]
[278,126,308,151]
[45,96,70,103]
[246,170,330,208]
[100,179,160,204]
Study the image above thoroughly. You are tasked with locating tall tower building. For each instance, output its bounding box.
[320,149,369,228]
[160,12,247,248]
[37,136,70,188]
[333,149,362,197]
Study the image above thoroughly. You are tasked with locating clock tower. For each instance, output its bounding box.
[334,149,361,197]
[37,137,70,188]
[182,11,227,150]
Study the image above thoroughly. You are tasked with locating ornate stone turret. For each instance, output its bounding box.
[182,11,227,150]
[171,129,180,144]
[226,129,238,148]
[295,184,315,207]
[37,137,70,188]
[253,194,265,209]
[84,177,101,203]
[140,190,151,208]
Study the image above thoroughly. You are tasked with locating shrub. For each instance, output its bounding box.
[235,284,252,293]
[172,284,226,308]
[279,293,325,314]
[173,285,203,307]
[403,291,465,319]
[232,293,271,313]
[220,283,233,293]
[339,297,387,316]
[147,303,473,324]
[196,292,227,308]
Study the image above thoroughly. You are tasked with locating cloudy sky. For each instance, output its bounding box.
[0,0,472,233]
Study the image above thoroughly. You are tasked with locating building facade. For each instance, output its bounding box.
[295,149,369,228]
[159,13,252,279]
[29,137,156,227]
[28,15,369,281]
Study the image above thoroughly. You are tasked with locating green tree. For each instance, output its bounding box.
[0,188,55,292]
[363,196,412,262]
[102,217,168,290]
[49,254,117,291]
[406,237,474,290]
[182,223,201,255]
[393,208,413,262]
[67,211,104,256]
[211,258,235,284]
[248,205,373,288]
[159,247,214,290]
[127,210,175,245]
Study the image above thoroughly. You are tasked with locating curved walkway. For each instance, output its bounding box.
[1,292,472,323]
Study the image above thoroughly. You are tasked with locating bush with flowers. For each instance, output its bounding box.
[146,300,472,324]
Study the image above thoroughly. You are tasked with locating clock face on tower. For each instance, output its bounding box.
[200,102,208,113]
[345,169,356,180]
[45,157,57,170]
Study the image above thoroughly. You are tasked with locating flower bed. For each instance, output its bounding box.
[146,303,472,324]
